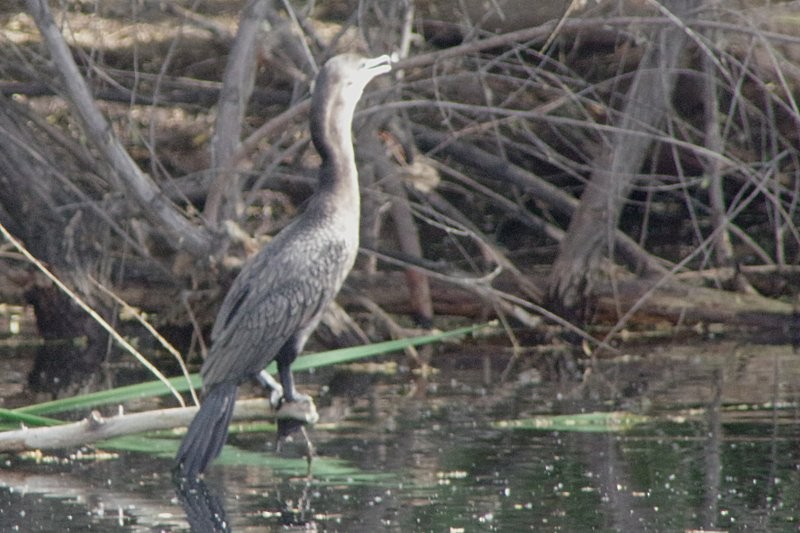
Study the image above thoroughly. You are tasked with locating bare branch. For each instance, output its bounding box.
[0,398,317,452]
[548,0,693,315]
[205,0,271,226]
[25,0,212,257]
[412,124,670,276]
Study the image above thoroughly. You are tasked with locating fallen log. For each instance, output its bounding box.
[592,276,796,333]
[0,265,795,340]
[343,271,797,336]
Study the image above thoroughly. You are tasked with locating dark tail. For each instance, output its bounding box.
[175,382,238,479]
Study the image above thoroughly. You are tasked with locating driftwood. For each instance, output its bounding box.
[0,398,318,453]
[341,271,797,335]
[0,265,794,340]
[591,276,795,333]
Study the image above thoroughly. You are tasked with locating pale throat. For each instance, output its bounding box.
[318,94,361,200]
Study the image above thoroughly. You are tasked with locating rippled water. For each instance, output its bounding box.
[1,340,799,531]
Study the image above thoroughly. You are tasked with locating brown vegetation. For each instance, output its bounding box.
[1,0,800,389]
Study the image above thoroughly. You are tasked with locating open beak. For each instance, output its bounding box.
[363,54,394,76]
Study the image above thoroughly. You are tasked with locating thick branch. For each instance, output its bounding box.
[205,0,271,226]
[360,134,434,325]
[548,0,693,315]
[0,398,317,452]
[26,0,212,257]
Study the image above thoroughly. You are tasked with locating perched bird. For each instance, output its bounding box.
[175,53,393,478]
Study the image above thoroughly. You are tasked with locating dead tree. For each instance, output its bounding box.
[547,0,696,320]
[26,0,215,258]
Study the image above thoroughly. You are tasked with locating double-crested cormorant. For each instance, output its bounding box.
[175,53,393,478]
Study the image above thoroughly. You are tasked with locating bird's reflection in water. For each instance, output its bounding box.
[173,475,230,533]
[273,476,316,529]
[174,425,316,531]
[173,471,318,531]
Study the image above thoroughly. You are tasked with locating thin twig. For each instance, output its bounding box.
[280,0,318,75]
[393,16,800,72]
[354,295,422,367]
[234,99,311,166]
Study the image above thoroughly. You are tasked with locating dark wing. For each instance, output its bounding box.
[210,215,306,343]
[201,239,347,387]
[201,278,332,386]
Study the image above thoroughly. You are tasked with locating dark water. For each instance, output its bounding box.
[1,341,799,531]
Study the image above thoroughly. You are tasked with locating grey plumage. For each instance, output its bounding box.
[175,54,392,478]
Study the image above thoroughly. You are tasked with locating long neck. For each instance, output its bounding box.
[310,90,360,201]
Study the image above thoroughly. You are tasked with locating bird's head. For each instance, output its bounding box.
[314,53,394,109]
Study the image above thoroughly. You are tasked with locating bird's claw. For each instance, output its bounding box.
[269,387,285,409]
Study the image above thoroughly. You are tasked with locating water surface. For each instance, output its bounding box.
[1,341,798,531]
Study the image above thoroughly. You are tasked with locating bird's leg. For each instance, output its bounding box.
[273,360,319,442]
[277,359,313,404]
[256,370,284,409]
[257,367,318,439]
[300,425,315,475]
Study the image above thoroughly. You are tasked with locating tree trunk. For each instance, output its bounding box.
[547,0,695,320]
[25,285,109,396]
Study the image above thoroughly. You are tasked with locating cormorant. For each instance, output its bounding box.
[175,53,393,478]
